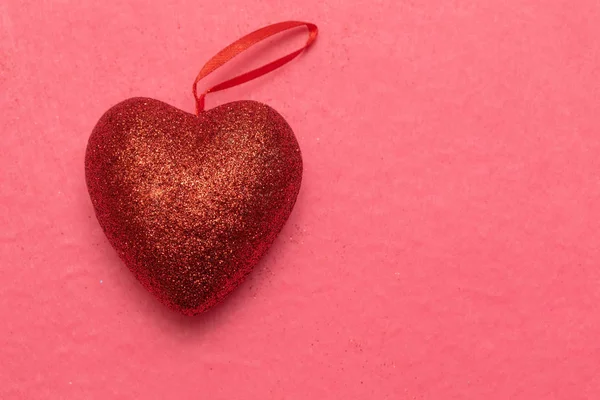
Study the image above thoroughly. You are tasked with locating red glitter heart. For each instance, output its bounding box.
[85,98,302,315]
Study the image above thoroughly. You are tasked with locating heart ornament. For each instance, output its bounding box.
[85,22,318,315]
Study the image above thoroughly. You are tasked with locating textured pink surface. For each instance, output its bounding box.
[2,0,600,398]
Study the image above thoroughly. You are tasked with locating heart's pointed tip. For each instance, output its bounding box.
[166,297,229,317]
[174,306,206,317]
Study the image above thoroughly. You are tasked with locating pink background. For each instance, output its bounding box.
[2,0,600,398]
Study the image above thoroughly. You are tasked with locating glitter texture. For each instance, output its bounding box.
[85,98,302,315]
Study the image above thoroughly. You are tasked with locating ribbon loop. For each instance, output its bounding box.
[192,21,318,114]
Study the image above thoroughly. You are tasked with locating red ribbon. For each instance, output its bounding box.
[192,21,319,114]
